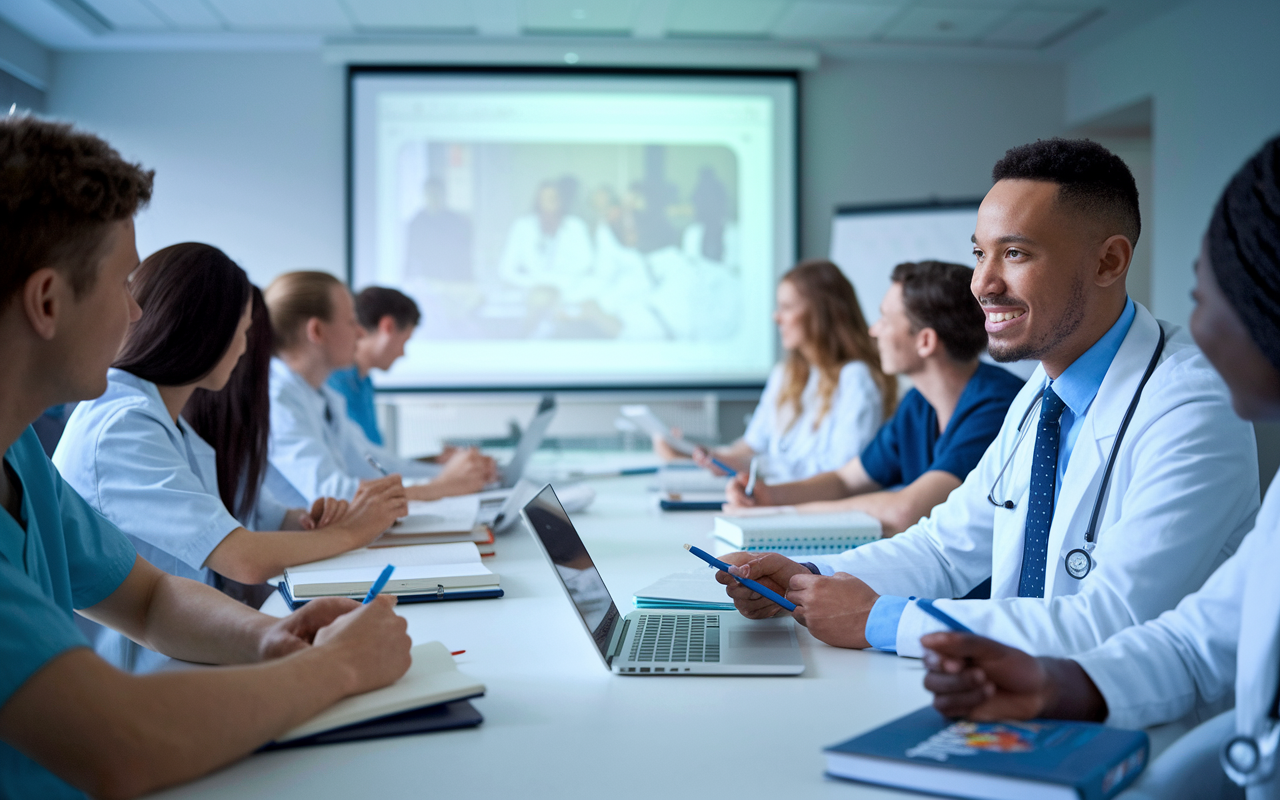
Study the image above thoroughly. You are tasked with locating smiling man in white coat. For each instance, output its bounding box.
[921,133,1280,800]
[718,137,1260,659]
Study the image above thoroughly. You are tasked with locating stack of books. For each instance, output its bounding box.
[372,494,495,556]
[713,510,882,555]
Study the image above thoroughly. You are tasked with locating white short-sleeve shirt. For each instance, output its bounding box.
[742,360,884,483]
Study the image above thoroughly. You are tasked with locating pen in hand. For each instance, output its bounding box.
[745,457,759,498]
[683,544,796,612]
[363,564,395,604]
[365,453,389,476]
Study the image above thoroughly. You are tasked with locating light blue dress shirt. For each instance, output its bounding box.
[742,360,884,483]
[53,369,292,671]
[327,365,382,445]
[1,427,137,799]
[267,359,438,505]
[862,299,1137,651]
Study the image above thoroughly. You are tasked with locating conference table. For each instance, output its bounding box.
[151,452,1182,800]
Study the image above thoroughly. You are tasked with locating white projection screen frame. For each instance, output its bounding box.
[349,68,797,390]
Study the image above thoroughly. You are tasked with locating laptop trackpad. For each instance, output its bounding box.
[726,628,799,665]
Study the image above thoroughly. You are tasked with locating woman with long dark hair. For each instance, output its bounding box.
[657,259,896,482]
[53,242,406,672]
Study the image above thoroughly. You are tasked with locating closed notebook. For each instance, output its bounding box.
[371,523,495,552]
[633,569,735,611]
[713,510,881,553]
[271,642,484,745]
[282,541,500,601]
[824,706,1149,800]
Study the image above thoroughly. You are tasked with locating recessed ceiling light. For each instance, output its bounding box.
[564,52,581,64]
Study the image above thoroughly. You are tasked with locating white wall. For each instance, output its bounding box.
[799,59,1065,260]
[49,52,347,288]
[1066,0,1280,326]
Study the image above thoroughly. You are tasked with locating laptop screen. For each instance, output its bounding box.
[523,485,621,662]
[502,395,556,488]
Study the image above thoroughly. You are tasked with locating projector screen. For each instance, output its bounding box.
[829,201,981,326]
[350,70,796,390]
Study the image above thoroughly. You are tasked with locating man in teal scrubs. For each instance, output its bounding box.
[0,116,413,798]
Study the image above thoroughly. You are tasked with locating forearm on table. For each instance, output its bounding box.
[1,646,354,800]
[769,471,851,505]
[206,526,362,586]
[129,572,278,665]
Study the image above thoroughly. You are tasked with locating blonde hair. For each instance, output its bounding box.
[776,259,896,431]
[264,271,343,353]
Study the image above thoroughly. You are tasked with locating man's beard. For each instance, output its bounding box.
[987,276,1087,364]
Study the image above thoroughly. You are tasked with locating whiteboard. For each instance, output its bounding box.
[829,201,980,325]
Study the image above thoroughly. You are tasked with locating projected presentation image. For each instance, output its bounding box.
[394,141,742,344]
[351,73,795,388]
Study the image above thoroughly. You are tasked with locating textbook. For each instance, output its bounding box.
[280,542,502,607]
[267,642,484,748]
[633,569,735,611]
[713,510,881,554]
[823,706,1149,800]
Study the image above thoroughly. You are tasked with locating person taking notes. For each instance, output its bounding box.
[264,271,496,504]
[53,243,407,672]
[327,286,420,447]
[718,138,1259,660]
[655,259,896,482]
[921,135,1280,800]
[0,115,411,800]
[726,260,1024,536]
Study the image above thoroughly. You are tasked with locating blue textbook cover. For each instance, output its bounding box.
[824,707,1148,800]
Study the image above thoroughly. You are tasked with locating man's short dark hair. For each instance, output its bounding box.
[891,260,987,362]
[992,138,1140,246]
[0,115,154,308]
[354,286,421,331]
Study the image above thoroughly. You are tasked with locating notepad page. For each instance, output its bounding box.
[634,569,733,606]
[276,642,484,743]
[287,542,483,574]
[392,495,482,534]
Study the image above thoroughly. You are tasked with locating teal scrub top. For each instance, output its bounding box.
[0,427,137,800]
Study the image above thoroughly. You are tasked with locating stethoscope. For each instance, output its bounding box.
[986,324,1166,581]
[1222,721,1280,787]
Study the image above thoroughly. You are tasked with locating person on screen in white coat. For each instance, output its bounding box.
[921,134,1280,800]
[263,271,496,505]
[717,138,1260,660]
[654,259,897,482]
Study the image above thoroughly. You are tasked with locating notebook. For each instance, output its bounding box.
[633,569,735,611]
[280,542,501,607]
[269,642,484,746]
[370,523,495,552]
[824,706,1148,800]
[390,495,481,535]
[658,491,725,512]
[713,510,882,554]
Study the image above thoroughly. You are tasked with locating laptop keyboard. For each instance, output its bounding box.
[628,614,720,663]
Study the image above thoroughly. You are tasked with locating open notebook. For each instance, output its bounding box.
[280,541,502,608]
[267,642,485,747]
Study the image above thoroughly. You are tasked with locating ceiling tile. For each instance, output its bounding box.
[666,0,788,36]
[879,6,1008,42]
[342,0,475,30]
[205,0,352,30]
[982,7,1093,47]
[522,0,640,34]
[772,1,900,39]
[144,0,224,29]
[82,0,169,29]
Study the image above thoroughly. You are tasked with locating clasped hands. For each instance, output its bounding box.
[714,552,880,649]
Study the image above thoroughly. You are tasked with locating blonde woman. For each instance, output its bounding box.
[659,260,896,482]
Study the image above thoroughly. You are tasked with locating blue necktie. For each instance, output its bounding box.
[1018,387,1067,598]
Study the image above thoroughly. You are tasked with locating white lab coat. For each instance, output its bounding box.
[809,303,1260,658]
[266,359,438,504]
[1075,482,1280,800]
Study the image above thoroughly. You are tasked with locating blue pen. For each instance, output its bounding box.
[362,564,395,604]
[915,598,974,634]
[683,544,796,612]
[365,453,389,476]
[708,457,738,477]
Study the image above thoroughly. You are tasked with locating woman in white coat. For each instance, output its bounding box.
[656,259,897,482]
[921,135,1280,799]
[53,244,407,671]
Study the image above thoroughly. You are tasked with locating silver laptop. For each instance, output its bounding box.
[522,485,805,676]
[496,394,556,489]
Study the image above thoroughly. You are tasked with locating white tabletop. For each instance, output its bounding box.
[148,458,1180,800]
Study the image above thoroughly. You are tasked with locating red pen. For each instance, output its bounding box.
[451,650,466,656]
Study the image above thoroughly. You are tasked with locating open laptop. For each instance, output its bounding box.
[495,394,556,489]
[522,485,805,676]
